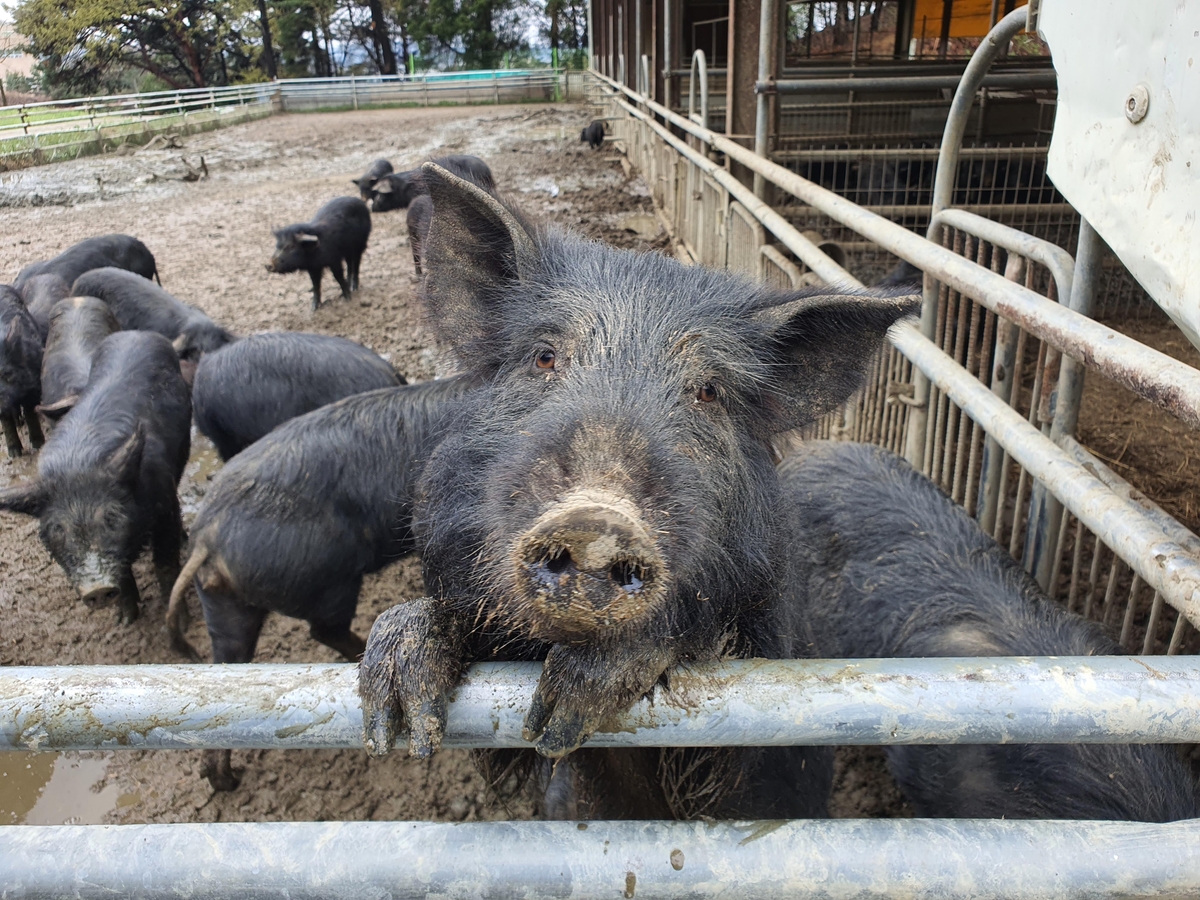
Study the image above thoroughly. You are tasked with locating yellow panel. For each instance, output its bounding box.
[912,0,1028,40]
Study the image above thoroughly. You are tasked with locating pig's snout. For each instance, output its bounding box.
[78,581,120,608]
[75,554,120,608]
[515,491,663,636]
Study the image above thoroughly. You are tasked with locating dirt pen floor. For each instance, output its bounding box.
[0,102,911,826]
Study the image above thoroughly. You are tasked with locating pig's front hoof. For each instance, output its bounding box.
[116,600,140,625]
[201,749,240,792]
[358,598,461,759]
[522,642,673,759]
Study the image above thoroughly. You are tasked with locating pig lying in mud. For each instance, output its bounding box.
[355,163,919,818]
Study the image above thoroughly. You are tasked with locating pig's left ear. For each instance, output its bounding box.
[105,423,145,486]
[421,161,536,349]
[751,290,920,435]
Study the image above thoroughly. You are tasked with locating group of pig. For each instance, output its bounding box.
[1,146,1197,826]
[263,153,495,311]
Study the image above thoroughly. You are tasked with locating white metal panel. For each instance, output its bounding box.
[1039,1,1200,348]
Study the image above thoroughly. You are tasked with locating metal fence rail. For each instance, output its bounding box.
[7,657,1200,752]
[0,70,571,171]
[6,818,1200,900]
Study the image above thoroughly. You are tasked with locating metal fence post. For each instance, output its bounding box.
[493,71,500,104]
[351,75,358,110]
[1026,218,1104,589]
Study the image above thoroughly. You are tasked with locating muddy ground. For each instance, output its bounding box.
[0,102,912,826]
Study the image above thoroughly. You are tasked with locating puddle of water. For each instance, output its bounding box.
[0,752,131,825]
[0,752,56,824]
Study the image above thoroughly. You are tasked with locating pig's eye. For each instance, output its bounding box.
[535,349,557,370]
[696,383,718,403]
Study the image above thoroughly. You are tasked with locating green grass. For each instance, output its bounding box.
[0,105,97,130]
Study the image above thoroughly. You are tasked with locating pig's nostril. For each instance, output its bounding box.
[544,549,572,575]
[609,561,646,593]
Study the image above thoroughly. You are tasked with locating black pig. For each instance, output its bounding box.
[406,194,432,276]
[192,332,405,460]
[15,234,159,290]
[18,273,71,342]
[0,331,191,624]
[581,120,605,150]
[778,441,1200,822]
[37,296,121,421]
[268,197,371,310]
[370,154,495,213]
[72,267,232,359]
[353,158,393,201]
[875,260,922,289]
[0,286,45,457]
[354,164,917,819]
[168,376,472,790]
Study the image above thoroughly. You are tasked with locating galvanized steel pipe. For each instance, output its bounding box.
[760,70,1056,94]
[893,322,1200,624]
[7,657,1200,752]
[5,818,1200,899]
[592,69,1200,430]
[752,0,778,198]
[931,9,1041,216]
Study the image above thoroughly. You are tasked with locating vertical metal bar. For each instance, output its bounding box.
[1168,611,1189,656]
[1028,218,1104,590]
[1119,573,1142,650]
[1066,521,1086,613]
[1009,466,1029,559]
[753,0,779,198]
[1100,556,1122,628]
[1047,505,1071,600]
[976,252,1023,531]
[1083,539,1105,621]
[1143,592,1165,655]
[930,8,1030,217]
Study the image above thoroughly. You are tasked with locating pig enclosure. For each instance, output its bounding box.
[0,102,909,825]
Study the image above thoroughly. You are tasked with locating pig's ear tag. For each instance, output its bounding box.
[420,161,535,281]
[297,233,320,243]
[374,180,393,194]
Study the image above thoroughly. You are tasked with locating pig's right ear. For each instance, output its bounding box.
[0,480,48,517]
[421,162,536,348]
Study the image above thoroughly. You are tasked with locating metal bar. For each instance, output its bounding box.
[761,71,1057,94]
[891,323,1200,625]
[688,50,708,127]
[752,0,778,198]
[1057,435,1200,556]
[771,146,1050,161]
[932,8,1033,218]
[1027,218,1105,588]
[780,202,1076,220]
[6,818,1200,900]
[9,656,1200,753]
